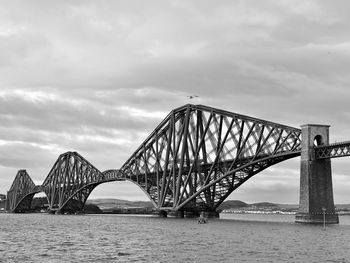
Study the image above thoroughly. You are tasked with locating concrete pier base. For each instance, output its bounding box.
[152,210,168,217]
[152,210,220,219]
[295,212,339,224]
[167,211,184,218]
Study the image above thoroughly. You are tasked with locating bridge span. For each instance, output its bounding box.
[4,104,350,223]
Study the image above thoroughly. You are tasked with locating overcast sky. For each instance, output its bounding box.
[1,0,350,204]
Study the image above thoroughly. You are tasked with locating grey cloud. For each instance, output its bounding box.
[0,142,59,170]
[0,93,160,133]
[1,1,350,202]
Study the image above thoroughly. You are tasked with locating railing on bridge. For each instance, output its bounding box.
[314,141,350,160]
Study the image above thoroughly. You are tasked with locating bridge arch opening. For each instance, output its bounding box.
[225,159,300,204]
[86,181,152,212]
[13,191,48,213]
[31,192,49,212]
[314,135,323,146]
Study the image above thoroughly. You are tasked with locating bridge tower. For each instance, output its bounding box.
[295,124,339,224]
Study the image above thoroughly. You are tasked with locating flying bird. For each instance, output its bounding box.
[188,95,199,99]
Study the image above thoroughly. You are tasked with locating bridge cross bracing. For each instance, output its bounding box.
[314,141,350,160]
[121,104,301,213]
[7,152,124,213]
[7,170,36,212]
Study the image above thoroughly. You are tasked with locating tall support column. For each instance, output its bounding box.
[295,124,339,224]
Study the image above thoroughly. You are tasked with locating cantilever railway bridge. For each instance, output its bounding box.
[5,104,350,222]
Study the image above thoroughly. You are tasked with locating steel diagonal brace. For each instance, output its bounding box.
[176,151,300,211]
[228,122,256,171]
[177,112,214,205]
[273,130,293,154]
[159,114,174,207]
[203,118,235,186]
[290,131,302,150]
[251,126,275,161]
[175,106,191,206]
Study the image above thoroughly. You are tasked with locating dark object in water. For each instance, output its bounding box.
[198,215,207,224]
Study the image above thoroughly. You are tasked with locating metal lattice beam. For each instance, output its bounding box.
[121,104,302,212]
[42,152,124,212]
[315,141,350,160]
[6,170,38,212]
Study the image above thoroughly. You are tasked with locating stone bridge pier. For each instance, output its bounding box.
[295,124,339,224]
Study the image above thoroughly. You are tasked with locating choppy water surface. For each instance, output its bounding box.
[1,213,350,263]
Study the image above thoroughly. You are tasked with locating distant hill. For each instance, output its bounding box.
[87,198,153,209]
[86,198,350,214]
[219,200,297,212]
[87,198,280,211]
[84,203,103,214]
[218,200,249,210]
[251,202,278,207]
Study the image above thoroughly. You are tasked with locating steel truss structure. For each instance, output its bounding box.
[7,170,38,212]
[42,152,123,212]
[7,104,307,214]
[315,141,350,160]
[120,104,302,213]
[7,152,124,213]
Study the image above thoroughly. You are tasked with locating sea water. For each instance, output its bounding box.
[1,213,349,262]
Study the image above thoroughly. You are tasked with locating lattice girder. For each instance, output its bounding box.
[41,152,123,212]
[121,104,302,211]
[7,170,37,212]
[315,141,350,159]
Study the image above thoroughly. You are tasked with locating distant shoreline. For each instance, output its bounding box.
[2,197,350,215]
